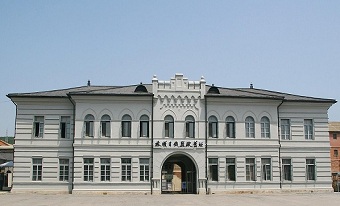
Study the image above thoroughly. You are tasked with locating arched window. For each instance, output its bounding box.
[122,114,132,137]
[101,115,111,137]
[261,116,270,138]
[226,116,235,138]
[185,115,195,138]
[208,116,218,138]
[84,114,94,137]
[245,116,255,138]
[164,115,174,138]
[140,115,149,137]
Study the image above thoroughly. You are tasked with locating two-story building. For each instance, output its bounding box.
[329,122,340,191]
[7,74,336,194]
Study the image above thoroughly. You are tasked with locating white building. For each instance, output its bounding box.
[7,74,336,194]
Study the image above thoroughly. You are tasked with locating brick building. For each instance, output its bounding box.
[329,122,340,180]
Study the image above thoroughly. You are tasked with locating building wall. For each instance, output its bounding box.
[71,95,153,193]
[330,130,340,174]
[279,103,331,190]
[9,75,334,194]
[11,97,74,193]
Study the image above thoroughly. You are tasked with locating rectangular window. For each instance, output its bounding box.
[306,159,316,181]
[334,150,338,157]
[101,121,111,137]
[333,133,337,140]
[59,159,69,181]
[246,158,256,181]
[208,158,218,181]
[261,158,271,181]
[84,158,94,182]
[121,158,131,181]
[226,122,235,138]
[100,158,110,181]
[282,159,292,181]
[281,119,290,140]
[165,121,174,138]
[139,158,149,182]
[140,121,149,137]
[60,116,71,139]
[186,122,195,138]
[122,121,131,137]
[304,119,313,140]
[32,158,42,181]
[33,116,44,138]
[226,158,236,181]
[85,121,94,137]
[209,122,218,138]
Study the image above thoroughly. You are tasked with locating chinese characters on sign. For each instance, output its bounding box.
[153,140,205,149]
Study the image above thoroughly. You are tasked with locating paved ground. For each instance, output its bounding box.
[0,192,340,206]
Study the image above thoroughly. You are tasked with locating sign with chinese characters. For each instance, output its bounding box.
[153,140,205,149]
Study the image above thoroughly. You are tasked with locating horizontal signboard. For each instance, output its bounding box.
[153,140,205,149]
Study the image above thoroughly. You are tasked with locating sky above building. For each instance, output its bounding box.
[0,1,339,136]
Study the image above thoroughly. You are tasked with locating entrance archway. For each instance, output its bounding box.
[161,153,197,194]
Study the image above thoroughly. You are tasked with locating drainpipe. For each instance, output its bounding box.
[205,96,208,194]
[277,100,284,189]
[67,94,76,194]
[151,94,154,194]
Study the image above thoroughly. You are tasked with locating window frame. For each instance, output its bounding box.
[282,158,292,181]
[226,116,236,138]
[304,119,314,140]
[121,115,132,138]
[281,119,291,140]
[121,158,132,182]
[226,158,236,181]
[100,158,111,182]
[139,158,150,182]
[245,116,255,138]
[334,149,338,157]
[260,116,270,138]
[33,116,44,138]
[83,158,94,182]
[139,115,149,138]
[306,158,316,181]
[60,116,71,139]
[59,159,69,182]
[185,115,195,138]
[333,133,337,140]
[261,158,272,181]
[208,158,219,181]
[84,114,94,137]
[245,158,256,181]
[100,115,111,138]
[32,158,42,181]
[208,116,218,138]
[164,115,174,138]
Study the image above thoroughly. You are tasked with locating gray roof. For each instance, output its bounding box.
[7,84,336,103]
[208,86,335,103]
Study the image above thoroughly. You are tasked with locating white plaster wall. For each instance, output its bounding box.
[11,97,73,193]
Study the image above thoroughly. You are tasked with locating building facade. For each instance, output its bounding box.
[7,74,336,194]
[329,122,340,190]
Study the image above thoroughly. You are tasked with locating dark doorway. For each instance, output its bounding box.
[161,153,197,194]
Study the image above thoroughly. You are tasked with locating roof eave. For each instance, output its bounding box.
[68,93,154,97]
[204,94,284,100]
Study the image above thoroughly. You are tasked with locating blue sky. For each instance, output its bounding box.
[0,1,339,136]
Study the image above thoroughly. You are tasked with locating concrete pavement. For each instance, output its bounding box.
[0,192,340,206]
